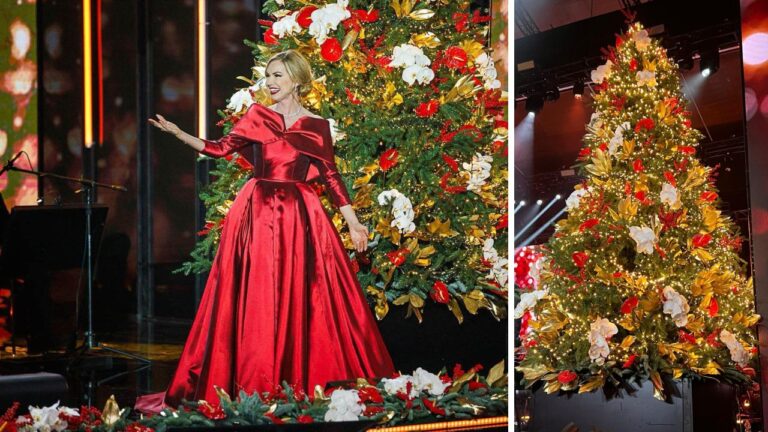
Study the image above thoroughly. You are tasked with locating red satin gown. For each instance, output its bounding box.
[136,103,395,412]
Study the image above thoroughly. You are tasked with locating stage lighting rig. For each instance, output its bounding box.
[700,47,720,77]
[573,80,585,99]
[525,94,544,114]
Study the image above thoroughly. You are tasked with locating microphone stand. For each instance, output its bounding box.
[5,165,150,367]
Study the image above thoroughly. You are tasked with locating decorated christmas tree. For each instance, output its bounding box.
[516,22,759,398]
[180,0,509,322]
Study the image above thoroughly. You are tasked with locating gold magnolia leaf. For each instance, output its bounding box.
[698,292,713,312]
[745,313,761,327]
[620,335,636,349]
[441,75,477,104]
[682,165,708,190]
[578,375,605,393]
[214,385,232,405]
[392,294,410,306]
[618,196,638,220]
[701,205,721,232]
[341,29,359,51]
[650,371,665,401]
[516,364,551,382]
[686,315,705,334]
[410,32,441,48]
[409,8,436,20]
[621,139,636,160]
[427,217,459,237]
[409,293,425,308]
[459,40,484,59]
[101,396,121,426]
[449,370,477,393]
[585,149,612,177]
[486,359,505,387]
[544,379,562,394]
[692,248,713,262]
[617,315,636,331]
[448,297,464,324]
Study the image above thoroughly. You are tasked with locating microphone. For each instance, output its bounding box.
[0,151,23,176]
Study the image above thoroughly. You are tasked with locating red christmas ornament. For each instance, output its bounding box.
[263,28,278,45]
[320,38,343,62]
[430,280,450,304]
[379,148,399,171]
[415,100,440,117]
[444,46,468,69]
[297,6,318,28]
[557,370,578,384]
[572,251,589,268]
[620,296,639,314]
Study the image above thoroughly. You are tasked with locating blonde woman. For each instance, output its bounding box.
[137,50,395,412]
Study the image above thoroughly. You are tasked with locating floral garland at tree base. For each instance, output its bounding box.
[2,362,507,432]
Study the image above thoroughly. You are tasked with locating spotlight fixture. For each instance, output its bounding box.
[699,47,720,77]
[677,53,694,71]
[544,84,560,102]
[573,80,585,99]
[525,94,544,114]
[520,200,526,206]
[536,199,543,205]
[555,194,562,199]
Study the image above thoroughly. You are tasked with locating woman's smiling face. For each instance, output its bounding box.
[265,60,296,102]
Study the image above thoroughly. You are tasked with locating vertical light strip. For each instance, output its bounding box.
[83,0,93,147]
[97,0,103,144]
[197,0,207,139]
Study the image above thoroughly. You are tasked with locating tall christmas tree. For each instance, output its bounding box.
[516,22,759,398]
[180,0,509,322]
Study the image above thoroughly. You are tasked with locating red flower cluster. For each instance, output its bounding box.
[620,296,639,314]
[387,248,410,266]
[557,370,578,384]
[379,148,399,171]
[415,100,440,118]
[430,280,450,304]
[198,401,226,420]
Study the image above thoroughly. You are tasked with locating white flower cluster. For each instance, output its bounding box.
[462,153,493,193]
[377,189,416,233]
[662,286,690,327]
[389,44,434,86]
[327,118,346,141]
[632,29,651,51]
[659,183,680,208]
[720,330,750,367]
[16,402,79,432]
[587,112,603,131]
[636,70,656,87]
[272,12,302,38]
[565,187,590,211]
[226,86,260,113]
[309,0,351,44]
[590,60,613,84]
[588,317,618,365]
[381,367,450,397]
[324,389,363,422]
[483,238,509,287]
[608,122,630,156]
[513,288,547,319]
[474,52,501,90]
[628,226,656,255]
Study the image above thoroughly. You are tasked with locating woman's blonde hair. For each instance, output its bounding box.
[267,50,314,98]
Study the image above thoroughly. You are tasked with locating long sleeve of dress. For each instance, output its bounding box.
[312,157,352,208]
[200,133,251,158]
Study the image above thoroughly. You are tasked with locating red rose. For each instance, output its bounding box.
[572,251,589,268]
[634,118,655,132]
[430,280,450,304]
[620,296,639,314]
[263,28,278,45]
[415,100,440,117]
[557,370,578,384]
[379,148,399,171]
[320,38,343,62]
[444,46,468,69]
[579,218,599,232]
[623,354,637,369]
[386,248,409,266]
[296,6,317,28]
[692,233,712,248]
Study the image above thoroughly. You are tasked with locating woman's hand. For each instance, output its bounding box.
[348,222,369,253]
[148,114,182,137]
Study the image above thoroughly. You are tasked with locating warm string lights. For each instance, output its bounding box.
[516,22,758,397]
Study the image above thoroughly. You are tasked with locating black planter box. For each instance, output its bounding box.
[377,300,508,373]
[518,379,739,432]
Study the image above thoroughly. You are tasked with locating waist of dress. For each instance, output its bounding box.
[248,174,307,184]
